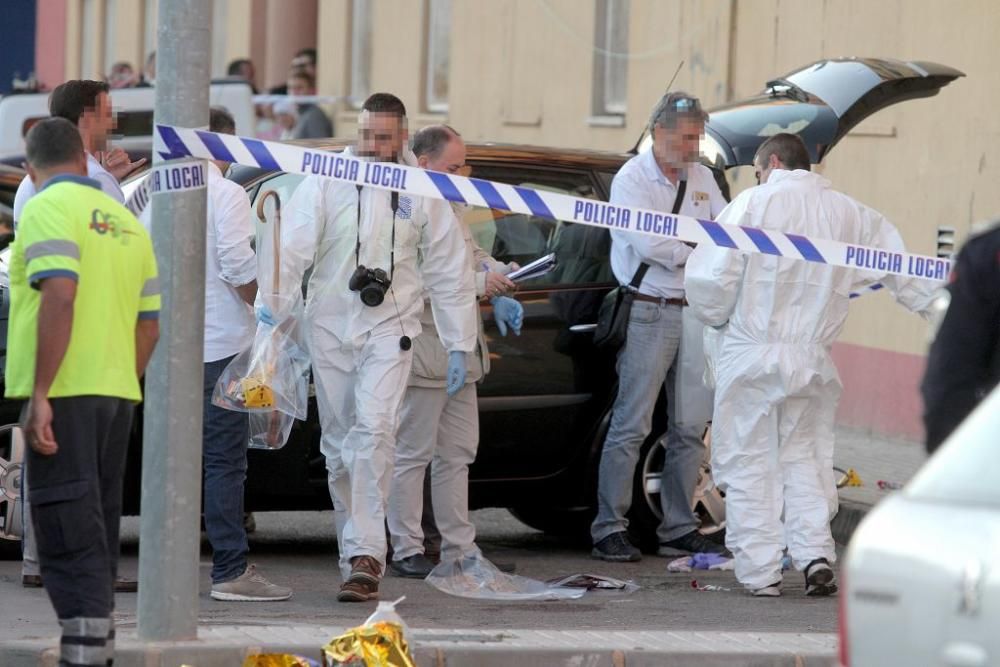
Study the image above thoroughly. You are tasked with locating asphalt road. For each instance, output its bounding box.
[0,509,838,641]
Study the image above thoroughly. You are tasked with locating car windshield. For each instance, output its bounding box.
[904,386,1000,508]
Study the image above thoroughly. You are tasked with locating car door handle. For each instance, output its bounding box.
[569,324,597,333]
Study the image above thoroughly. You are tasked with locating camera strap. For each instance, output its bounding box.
[355,185,400,278]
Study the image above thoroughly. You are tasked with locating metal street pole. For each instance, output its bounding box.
[137,0,211,641]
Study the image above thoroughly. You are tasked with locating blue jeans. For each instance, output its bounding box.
[203,355,250,584]
[591,301,707,544]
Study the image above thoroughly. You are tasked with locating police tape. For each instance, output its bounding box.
[153,124,952,283]
[125,159,206,216]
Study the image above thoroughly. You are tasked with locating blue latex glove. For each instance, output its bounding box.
[255,305,276,326]
[691,552,731,570]
[446,351,466,397]
[490,296,523,336]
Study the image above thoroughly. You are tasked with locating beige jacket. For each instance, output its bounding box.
[409,215,514,388]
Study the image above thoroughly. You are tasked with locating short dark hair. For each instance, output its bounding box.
[288,67,315,89]
[755,133,811,171]
[649,91,707,131]
[412,125,460,160]
[209,107,236,134]
[362,93,407,117]
[25,117,85,170]
[227,58,252,76]
[295,48,317,64]
[49,80,110,126]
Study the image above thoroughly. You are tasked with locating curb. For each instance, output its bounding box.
[0,628,838,667]
[831,499,869,547]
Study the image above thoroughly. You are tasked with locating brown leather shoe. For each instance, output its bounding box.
[337,555,382,602]
[21,574,43,588]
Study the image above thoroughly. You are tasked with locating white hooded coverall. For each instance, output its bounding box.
[684,169,934,590]
[277,149,477,578]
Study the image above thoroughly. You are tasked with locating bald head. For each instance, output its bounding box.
[412,125,465,174]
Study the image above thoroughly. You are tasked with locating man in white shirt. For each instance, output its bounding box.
[13,80,145,226]
[15,79,144,591]
[271,94,476,602]
[138,108,291,601]
[591,92,729,562]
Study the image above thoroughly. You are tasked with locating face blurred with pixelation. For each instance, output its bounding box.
[653,115,704,167]
[357,111,406,162]
[419,136,466,174]
[80,91,116,151]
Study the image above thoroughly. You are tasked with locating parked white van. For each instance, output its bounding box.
[0,81,254,164]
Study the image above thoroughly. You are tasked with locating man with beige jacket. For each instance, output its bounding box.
[386,125,523,577]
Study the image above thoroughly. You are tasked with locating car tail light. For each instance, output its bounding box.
[838,571,849,666]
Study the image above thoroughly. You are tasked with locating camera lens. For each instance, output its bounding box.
[360,284,386,307]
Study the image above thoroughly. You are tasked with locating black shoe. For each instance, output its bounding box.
[21,574,43,588]
[591,532,641,562]
[804,558,838,597]
[493,560,516,573]
[658,530,731,557]
[388,553,436,578]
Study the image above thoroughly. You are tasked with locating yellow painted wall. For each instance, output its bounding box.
[55,0,999,359]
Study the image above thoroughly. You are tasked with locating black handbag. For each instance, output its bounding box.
[593,262,649,348]
[592,179,687,349]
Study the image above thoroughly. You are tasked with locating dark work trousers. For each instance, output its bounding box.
[24,396,134,667]
[202,355,250,584]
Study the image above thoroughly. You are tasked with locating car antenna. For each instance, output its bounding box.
[629,60,684,155]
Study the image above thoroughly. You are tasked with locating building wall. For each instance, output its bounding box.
[35,0,1000,439]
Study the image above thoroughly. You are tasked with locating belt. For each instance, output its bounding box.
[633,293,687,307]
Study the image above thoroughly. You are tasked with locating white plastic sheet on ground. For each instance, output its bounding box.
[426,552,639,601]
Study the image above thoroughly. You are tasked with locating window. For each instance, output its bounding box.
[592,0,629,116]
[460,165,612,290]
[349,0,372,108]
[424,0,451,113]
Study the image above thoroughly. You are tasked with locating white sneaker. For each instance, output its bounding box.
[211,564,292,601]
[751,581,782,597]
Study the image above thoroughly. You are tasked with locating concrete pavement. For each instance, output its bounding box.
[1,426,922,665]
[831,426,926,546]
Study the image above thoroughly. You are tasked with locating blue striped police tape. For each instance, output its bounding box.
[152,124,951,283]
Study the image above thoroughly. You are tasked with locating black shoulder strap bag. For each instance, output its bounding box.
[593,180,687,349]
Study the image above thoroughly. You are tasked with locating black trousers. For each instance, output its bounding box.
[25,396,134,667]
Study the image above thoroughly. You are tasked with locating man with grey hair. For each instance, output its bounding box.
[385,124,523,577]
[591,92,728,562]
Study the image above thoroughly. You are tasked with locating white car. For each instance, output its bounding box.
[841,385,1000,666]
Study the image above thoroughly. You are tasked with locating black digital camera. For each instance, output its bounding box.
[349,265,392,307]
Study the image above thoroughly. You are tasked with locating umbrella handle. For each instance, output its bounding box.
[256,190,282,297]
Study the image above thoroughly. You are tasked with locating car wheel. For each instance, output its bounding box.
[0,424,25,560]
[628,428,726,552]
[508,506,594,540]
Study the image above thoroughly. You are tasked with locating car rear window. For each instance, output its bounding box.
[905,386,1000,507]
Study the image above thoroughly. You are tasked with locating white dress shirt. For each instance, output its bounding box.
[139,162,257,362]
[13,154,124,225]
[609,149,727,299]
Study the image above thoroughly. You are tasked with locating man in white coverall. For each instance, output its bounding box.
[684,133,935,597]
[269,94,477,602]
[386,125,523,577]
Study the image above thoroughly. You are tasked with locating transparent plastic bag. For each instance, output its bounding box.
[674,308,715,426]
[212,294,310,420]
[248,410,296,450]
[425,551,584,601]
